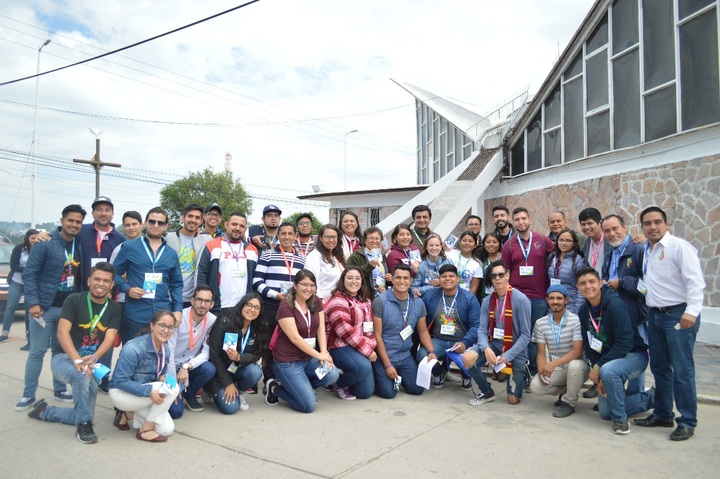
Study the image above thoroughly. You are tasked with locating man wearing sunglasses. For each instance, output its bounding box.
[113,207,184,345]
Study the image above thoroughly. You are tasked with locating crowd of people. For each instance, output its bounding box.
[4,197,705,444]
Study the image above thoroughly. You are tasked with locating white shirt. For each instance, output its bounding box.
[167,306,217,377]
[643,232,705,316]
[304,249,344,301]
[217,240,250,308]
[446,249,482,291]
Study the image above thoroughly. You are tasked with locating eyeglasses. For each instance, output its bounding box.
[244,303,262,311]
[297,282,317,289]
[193,298,213,304]
[205,212,221,218]
[490,272,507,280]
[147,219,167,226]
[155,323,175,332]
[322,235,338,241]
[298,221,312,226]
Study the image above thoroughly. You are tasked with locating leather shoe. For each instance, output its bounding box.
[669,425,694,441]
[634,414,674,428]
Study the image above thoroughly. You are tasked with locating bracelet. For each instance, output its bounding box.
[384,364,393,370]
[428,350,436,355]
[92,354,98,363]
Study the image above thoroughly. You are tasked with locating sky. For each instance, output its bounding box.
[0,0,595,227]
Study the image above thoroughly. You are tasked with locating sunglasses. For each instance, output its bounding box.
[147,219,167,226]
[490,272,507,280]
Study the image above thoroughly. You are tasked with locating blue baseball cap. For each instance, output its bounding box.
[546,284,569,297]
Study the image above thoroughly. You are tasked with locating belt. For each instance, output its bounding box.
[650,303,686,313]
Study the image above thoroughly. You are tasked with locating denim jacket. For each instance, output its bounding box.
[411,256,453,296]
[110,334,169,398]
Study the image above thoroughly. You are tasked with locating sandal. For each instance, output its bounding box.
[113,409,130,431]
[135,427,168,443]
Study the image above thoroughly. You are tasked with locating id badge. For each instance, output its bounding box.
[587,332,602,352]
[304,337,317,349]
[280,282,292,294]
[519,266,534,276]
[66,275,75,288]
[440,324,456,336]
[400,325,413,340]
[231,267,244,278]
[550,278,561,286]
[227,362,238,373]
[363,321,374,333]
[143,272,163,299]
[493,328,504,340]
[91,258,107,267]
[637,278,648,295]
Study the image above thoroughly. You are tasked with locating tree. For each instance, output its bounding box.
[160,167,252,228]
[284,211,324,235]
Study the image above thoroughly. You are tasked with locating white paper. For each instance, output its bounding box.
[493,362,507,373]
[415,356,438,390]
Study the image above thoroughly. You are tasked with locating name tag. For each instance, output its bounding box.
[142,272,163,299]
[363,322,374,333]
[227,362,238,373]
[91,258,108,267]
[519,266,534,276]
[231,267,245,278]
[493,328,504,340]
[400,325,413,340]
[440,324,456,335]
[550,278,561,285]
[304,337,317,349]
[637,278,647,295]
[587,331,603,352]
[66,275,75,288]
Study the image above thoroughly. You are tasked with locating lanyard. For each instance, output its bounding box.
[297,238,312,257]
[240,324,252,353]
[94,226,108,254]
[156,343,166,379]
[456,253,471,275]
[402,248,412,260]
[550,313,566,349]
[343,235,357,253]
[642,241,663,275]
[588,309,602,333]
[187,311,207,350]
[411,227,425,245]
[517,232,532,265]
[495,296,506,328]
[279,245,296,280]
[553,255,562,278]
[65,238,76,273]
[442,293,458,318]
[401,297,410,325]
[224,239,244,263]
[609,236,630,279]
[141,237,165,273]
[86,294,108,337]
[589,235,604,268]
[295,301,312,338]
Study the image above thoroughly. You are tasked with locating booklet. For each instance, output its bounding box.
[223,332,238,351]
[445,234,459,249]
[415,356,438,390]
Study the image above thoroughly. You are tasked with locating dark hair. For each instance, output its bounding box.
[421,233,446,260]
[512,207,529,218]
[122,211,142,224]
[465,215,482,226]
[578,207,602,223]
[145,206,168,222]
[89,261,115,277]
[411,204,432,219]
[457,231,478,252]
[390,223,412,246]
[575,266,600,282]
[193,284,214,297]
[62,204,87,219]
[215,293,269,355]
[278,222,296,234]
[23,228,39,251]
[392,263,412,276]
[362,226,383,243]
[296,213,312,225]
[492,205,509,215]
[640,206,667,224]
[331,266,372,301]
[549,228,582,267]
[286,269,319,312]
[227,211,246,221]
[316,224,344,265]
[438,264,458,276]
[339,211,362,239]
[182,204,204,217]
[136,309,175,337]
[484,260,507,282]
[475,232,503,262]
[601,214,626,227]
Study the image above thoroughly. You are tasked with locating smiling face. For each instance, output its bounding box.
[602,216,628,248]
[151,313,176,345]
[203,210,222,228]
[320,228,338,250]
[580,218,602,241]
[493,210,509,229]
[466,217,482,234]
[512,211,531,234]
[225,215,247,242]
[459,234,476,255]
[439,271,459,293]
[278,225,296,249]
[92,203,114,228]
[557,231,575,254]
[413,211,431,232]
[341,214,358,237]
[87,269,114,300]
[182,208,203,234]
[297,217,313,237]
[546,291,569,314]
[364,231,382,250]
[344,269,363,296]
[547,213,567,235]
[425,237,443,258]
[641,211,668,245]
[242,297,262,322]
[191,289,214,318]
[61,212,84,238]
[577,272,602,304]
[395,228,412,248]
[391,268,412,295]
[123,217,143,240]
[295,277,317,301]
[483,236,500,255]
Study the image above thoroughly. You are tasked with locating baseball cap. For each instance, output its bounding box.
[205,203,223,215]
[546,284,569,297]
[92,196,114,210]
[263,205,282,216]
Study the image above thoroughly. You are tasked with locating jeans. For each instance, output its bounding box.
[530,359,589,407]
[466,342,526,399]
[597,352,653,422]
[2,279,28,335]
[214,363,263,415]
[416,338,461,377]
[23,307,67,398]
[626,323,648,396]
[647,306,699,428]
[527,298,549,376]
[109,382,179,436]
[373,354,424,399]
[41,354,98,425]
[262,301,281,385]
[121,317,147,345]
[273,358,340,413]
[330,346,374,399]
[169,361,217,419]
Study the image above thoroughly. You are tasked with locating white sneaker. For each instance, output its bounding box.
[238,393,249,411]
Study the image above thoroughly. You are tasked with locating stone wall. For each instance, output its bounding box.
[329,206,401,231]
[486,154,720,307]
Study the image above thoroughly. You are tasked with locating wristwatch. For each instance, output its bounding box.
[182,362,191,370]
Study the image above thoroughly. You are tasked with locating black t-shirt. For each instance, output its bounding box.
[53,292,123,357]
[52,240,81,307]
[431,293,466,341]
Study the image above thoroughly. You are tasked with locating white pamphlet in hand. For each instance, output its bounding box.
[416,356,438,390]
[493,362,507,373]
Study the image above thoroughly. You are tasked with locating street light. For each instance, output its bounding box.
[30,39,51,229]
[343,129,358,190]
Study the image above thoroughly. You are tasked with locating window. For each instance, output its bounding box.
[612,0,639,54]
[645,85,677,141]
[586,52,609,111]
[527,113,542,171]
[511,139,525,176]
[643,0,675,90]
[613,49,641,148]
[563,77,584,162]
[368,208,380,226]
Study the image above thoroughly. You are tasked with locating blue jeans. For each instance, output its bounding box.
[597,352,653,422]
[273,358,340,413]
[373,354,424,399]
[626,323,648,396]
[647,306,699,428]
[214,363,263,415]
[330,346,374,399]
[527,298,549,376]
[416,338,461,376]
[169,361,217,419]
[23,307,67,398]
[42,353,98,425]
[466,342,526,399]
[2,279,28,335]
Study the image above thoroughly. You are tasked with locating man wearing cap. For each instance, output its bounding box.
[165,204,211,308]
[249,205,282,252]
[530,284,588,418]
[415,264,481,391]
[201,203,224,239]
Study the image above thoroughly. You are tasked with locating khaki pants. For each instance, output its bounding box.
[530,359,589,407]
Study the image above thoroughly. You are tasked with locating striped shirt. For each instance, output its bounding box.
[531,311,582,359]
[253,246,305,304]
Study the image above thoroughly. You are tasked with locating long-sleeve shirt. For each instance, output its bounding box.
[252,246,305,305]
[303,249,343,301]
[166,307,217,378]
[477,288,531,364]
[325,293,376,358]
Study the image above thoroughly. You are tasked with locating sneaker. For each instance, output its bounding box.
[20,342,30,351]
[460,377,472,391]
[583,384,598,398]
[335,386,356,401]
[28,399,47,420]
[613,420,630,435]
[552,401,575,418]
[247,386,258,394]
[54,391,74,403]
[265,378,279,406]
[444,371,462,383]
[0,334,8,343]
[468,389,495,406]
[15,396,35,412]
[432,370,447,389]
[201,390,213,404]
[238,394,250,411]
[183,394,204,412]
[554,395,563,407]
[76,421,98,444]
[323,383,335,392]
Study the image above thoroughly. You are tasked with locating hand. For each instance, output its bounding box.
[452,342,466,354]
[29,305,43,318]
[483,347,498,366]
[317,351,333,367]
[606,279,619,291]
[36,231,52,242]
[679,313,696,329]
[252,235,264,248]
[385,365,398,380]
[413,288,421,298]
[377,286,386,293]
[173,311,182,325]
[412,261,420,273]
[369,259,380,268]
[127,287,145,299]
[428,278,440,287]
[426,351,437,362]
[384,273,393,282]
[631,234,646,244]
[539,362,555,378]
[177,367,189,385]
[463,350,479,370]
[150,389,164,405]
[369,351,377,362]
[597,380,607,397]
[275,293,286,302]
[589,367,600,384]
[496,355,507,366]
[225,348,240,362]
[223,383,239,404]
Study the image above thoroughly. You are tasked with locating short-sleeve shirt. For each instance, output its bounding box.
[531,311,582,360]
[272,298,321,363]
[53,241,81,307]
[54,292,122,357]
[446,250,482,291]
[431,293,466,341]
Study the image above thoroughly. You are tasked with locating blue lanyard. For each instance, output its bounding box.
[642,241,652,276]
[442,293,458,318]
[609,236,630,279]
[65,238,76,273]
[550,313,566,349]
[141,237,165,273]
[224,239,244,263]
[240,325,252,353]
[517,232,533,264]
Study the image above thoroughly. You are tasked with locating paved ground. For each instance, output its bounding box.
[1,335,718,478]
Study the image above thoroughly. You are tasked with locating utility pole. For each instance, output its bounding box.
[73,137,121,197]
[30,39,51,229]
